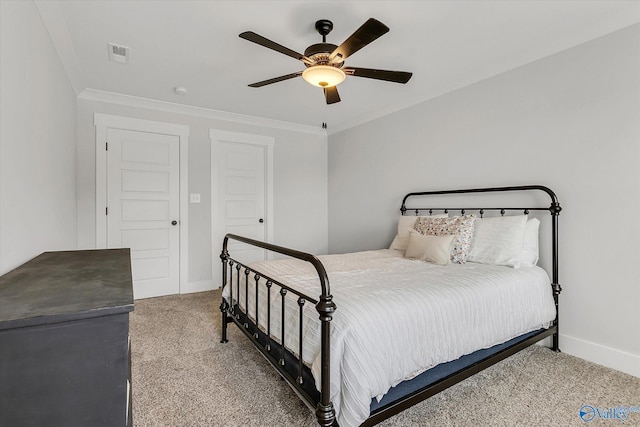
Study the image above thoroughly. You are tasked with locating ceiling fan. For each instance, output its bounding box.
[239,18,413,104]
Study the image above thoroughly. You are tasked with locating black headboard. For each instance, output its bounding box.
[400,185,562,347]
[401,184,560,217]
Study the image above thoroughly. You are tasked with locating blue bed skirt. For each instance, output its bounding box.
[370,329,544,412]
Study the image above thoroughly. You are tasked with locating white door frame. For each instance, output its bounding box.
[210,129,274,284]
[94,113,189,292]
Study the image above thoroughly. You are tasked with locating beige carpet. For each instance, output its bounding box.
[130,291,640,426]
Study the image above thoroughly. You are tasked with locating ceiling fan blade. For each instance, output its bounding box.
[248,72,302,88]
[343,67,412,84]
[239,31,307,62]
[329,18,389,62]
[324,86,341,104]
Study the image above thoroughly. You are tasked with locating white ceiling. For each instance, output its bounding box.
[37,1,640,133]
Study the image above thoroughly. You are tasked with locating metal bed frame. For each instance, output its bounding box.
[219,185,562,426]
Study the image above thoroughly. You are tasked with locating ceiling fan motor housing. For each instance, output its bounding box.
[304,43,342,67]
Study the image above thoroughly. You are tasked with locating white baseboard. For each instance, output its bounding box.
[559,333,640,378]
[181,280,220,294]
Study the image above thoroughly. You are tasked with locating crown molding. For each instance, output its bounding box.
[78,89,325,136]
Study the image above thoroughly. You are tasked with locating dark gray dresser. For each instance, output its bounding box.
[0,249,134,427]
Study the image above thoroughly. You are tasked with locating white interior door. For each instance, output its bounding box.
[211,130,274,285]
[218,141,266,263]
[106,128,180,299]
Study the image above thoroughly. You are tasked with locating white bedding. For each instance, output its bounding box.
[223,249,556,427]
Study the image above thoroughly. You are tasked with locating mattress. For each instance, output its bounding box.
[223,249,556,427]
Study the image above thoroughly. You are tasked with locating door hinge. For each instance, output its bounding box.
[106,207,108,215]
[105,142,108,151]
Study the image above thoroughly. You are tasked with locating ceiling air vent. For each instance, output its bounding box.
[108,43,130,64]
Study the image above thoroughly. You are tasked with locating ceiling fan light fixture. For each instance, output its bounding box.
[302,65,346,88]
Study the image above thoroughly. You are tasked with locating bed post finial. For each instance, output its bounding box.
[316,402,336,427]
[316,294,337,426]
[220,245,230,344]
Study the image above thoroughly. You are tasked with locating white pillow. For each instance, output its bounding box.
[404,230,455,265]
[468,215,528,268]
[521,218,540,267]
[389,214,448,251]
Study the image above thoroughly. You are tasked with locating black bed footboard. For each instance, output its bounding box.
[219,234,336,427]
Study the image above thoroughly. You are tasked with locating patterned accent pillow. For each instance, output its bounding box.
[389,214,449,251]
[413,215,476,263]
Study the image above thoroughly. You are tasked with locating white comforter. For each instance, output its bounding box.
[223,249,556,427]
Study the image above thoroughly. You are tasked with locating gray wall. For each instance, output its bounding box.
[3,1,637,377]
[76,99,328,288]
[0,1,77,275]
[328,24,640,374]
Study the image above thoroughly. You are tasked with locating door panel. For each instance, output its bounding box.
[226,200,258,218]
[219,142,265,265]
[121,229,169,251]
[213,136,267,267]
[121,170,169,192]
[121,139,170,164]
[211,129,273,287]
[120,200,170,221]
[226,176,256,194]
[107,128,180,299]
